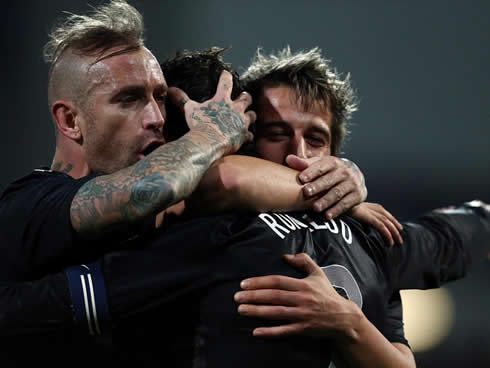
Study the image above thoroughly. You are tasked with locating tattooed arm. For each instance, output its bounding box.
[71,71,255,239]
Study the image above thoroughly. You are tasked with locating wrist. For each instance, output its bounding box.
[332,299,365,345]
[185,129,229,160]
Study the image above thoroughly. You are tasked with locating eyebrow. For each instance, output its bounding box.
[258,120,330,138]
[309,125,331,140]
[109,86,144,103]
[258,121,289,129]
[110,84,167,102]
[256,121,291,133]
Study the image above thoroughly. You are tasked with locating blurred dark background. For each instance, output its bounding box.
[2,1,489,366]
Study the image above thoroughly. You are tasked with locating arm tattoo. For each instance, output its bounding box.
[193,101,246,151]
[128,173,167,213]
[70,124,229,239]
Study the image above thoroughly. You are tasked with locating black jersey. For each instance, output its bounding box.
[106,203,487,367]
[0,168,155,281]
[0,168,100,280]
[0,203,487,367]
[0,168,152,367]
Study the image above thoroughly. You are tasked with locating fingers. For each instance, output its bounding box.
[240,274,304,291]
[234,289,300,306]
[322,191,361,220]
[302,163,347,198]
[253,323,305,338]
[285,155,311,172]
[244,109,257,128]
[232,91,256,131]
[245,130,254,143]
[282,253,321,276]
[300,159,367,218]
[310,179,356,211]
[369,216,395,246]
[380,206,403,231]
[300,159,366,219]
[213,70,234,101]
[233,91,253,111]
[237,304,298,321]
[167,87,194,113]
[368,203,403,245]
[374,213,402,246]
[353,203,403,246]
[298,156,338,184]
[383,216,403,245]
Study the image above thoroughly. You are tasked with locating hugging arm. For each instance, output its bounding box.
[388,200,489,290]
[188,154,402,244]
[71,71,255,240]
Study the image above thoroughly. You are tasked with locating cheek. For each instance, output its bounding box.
[255,139,287,164]
[311,145,331,158]
[95,109,137,145]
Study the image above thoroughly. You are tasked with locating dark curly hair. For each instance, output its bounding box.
[161,47,243,141]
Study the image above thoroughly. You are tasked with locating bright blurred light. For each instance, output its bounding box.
[401,288,455,352]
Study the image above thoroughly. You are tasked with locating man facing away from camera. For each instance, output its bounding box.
[3,48,488,368]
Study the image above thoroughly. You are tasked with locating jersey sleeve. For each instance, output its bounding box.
[389,201,489,290]
[103,214,232,323]
[0,273,74,337]
[382,292,410,346]
[0,171,99,280]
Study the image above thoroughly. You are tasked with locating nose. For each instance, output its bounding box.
[142,99,165,132]
[289,135,309,159]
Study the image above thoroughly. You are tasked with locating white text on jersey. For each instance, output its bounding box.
[258,213,352,244]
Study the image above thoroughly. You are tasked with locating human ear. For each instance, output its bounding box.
[52,100,82,142]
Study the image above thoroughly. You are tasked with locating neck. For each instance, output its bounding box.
[51,145,91,179]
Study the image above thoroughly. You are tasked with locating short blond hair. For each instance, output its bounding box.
[44,0,144,65]
[44,0,145,107]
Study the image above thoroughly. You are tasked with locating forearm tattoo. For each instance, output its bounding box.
[191,101,246,151]
[71,131,224,238]
[71,98,247,238]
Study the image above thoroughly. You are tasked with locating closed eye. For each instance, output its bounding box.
[154,92,167,104]
[265,130,290,141]
[307,136,327,147]
[111,86,146,106]
[119,94,140,104]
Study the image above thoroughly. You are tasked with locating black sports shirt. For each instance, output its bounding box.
[0,203,487,367]
[107,203,487,367]
[0,168,154,281]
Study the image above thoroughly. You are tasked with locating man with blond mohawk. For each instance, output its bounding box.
[0,0,256,365]
[0,0,255,283]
